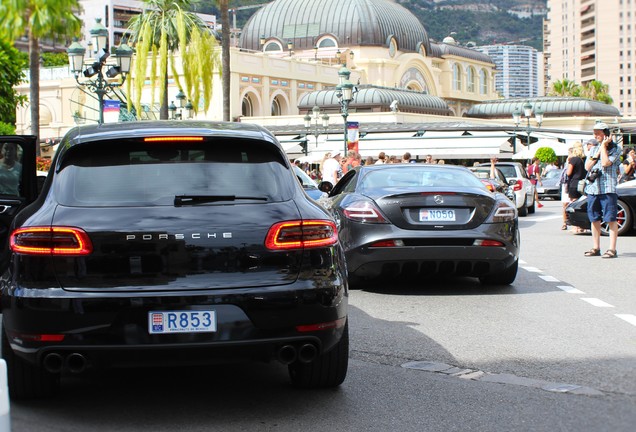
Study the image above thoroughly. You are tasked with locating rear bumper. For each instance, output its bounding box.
[347,246,518,279]
[1,283,347,369]
[344,222,519,279]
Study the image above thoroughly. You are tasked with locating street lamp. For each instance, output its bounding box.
[336,66,358,156]
[66,18,133,124]
[303,105,330,154]
[512,102,543,154]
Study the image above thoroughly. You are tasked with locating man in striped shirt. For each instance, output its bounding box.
[584,123,622,259]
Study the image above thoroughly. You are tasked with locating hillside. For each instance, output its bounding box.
[199,0,547,51]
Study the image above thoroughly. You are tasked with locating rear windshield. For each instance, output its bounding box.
[360,166,486,190]
[54,138,293,206]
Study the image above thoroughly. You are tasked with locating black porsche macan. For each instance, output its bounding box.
[0,121,348,399]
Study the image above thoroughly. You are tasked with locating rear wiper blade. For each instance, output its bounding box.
[174,195,268,207]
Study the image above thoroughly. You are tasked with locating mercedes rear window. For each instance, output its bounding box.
[54,138,293,206]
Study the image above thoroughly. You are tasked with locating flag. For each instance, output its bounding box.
[346,121,359,153]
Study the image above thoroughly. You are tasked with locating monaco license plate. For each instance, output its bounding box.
[420,209,456,222]
[148,310,217,334]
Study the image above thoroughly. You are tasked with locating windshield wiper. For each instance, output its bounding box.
[174,195,268,207]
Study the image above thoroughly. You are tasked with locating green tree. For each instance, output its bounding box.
[127,0,220,120]
[548,79,580,97]
[0,39,28,126]
[0,0,81,148]
[534,147,557,164]
[580,80,613,105]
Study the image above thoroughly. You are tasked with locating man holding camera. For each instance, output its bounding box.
[584,123,622,258]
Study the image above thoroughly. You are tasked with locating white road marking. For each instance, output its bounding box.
[539,275,560,282]
[557,285,585,294]
[581,298,614,308]
[521,266,542,273]
[615,314,636,327]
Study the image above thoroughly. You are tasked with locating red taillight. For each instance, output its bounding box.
[10,333,65,343]
[369,240,404,248]
[10,227,93,256]
[265,220,337,250]
[512,180,523,191]
[473,239,505,247]
[296,317,347,332]
[343,200,388,223]
[480,180,495,192]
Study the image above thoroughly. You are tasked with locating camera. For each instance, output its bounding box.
[586,168,601,183]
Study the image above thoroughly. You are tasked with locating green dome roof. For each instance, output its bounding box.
[240,0,431,53]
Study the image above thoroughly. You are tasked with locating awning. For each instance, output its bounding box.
[322,132,513,160]
[512,139,570,159]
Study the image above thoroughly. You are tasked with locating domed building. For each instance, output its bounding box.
[236,0,498,118]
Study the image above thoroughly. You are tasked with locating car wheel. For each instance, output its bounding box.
[288,322,349,389]
[518,198,528,217]
[528,199,536,214]
[479,260,518,286]
[600,199,633,236]
[2,328,59,399]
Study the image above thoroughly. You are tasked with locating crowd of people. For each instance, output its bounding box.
[296,150,445,183]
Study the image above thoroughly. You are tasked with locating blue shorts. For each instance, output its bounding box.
[587,193,618,223]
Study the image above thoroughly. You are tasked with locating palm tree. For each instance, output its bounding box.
[217,0,230,122]
[0,0,81,150]
[548,78,580,97]
[580,80,613,105]
[127,0,220,120]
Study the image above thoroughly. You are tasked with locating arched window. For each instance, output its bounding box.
[453,64,462,91]
[242,94,254,117]
[479,69,488,94]
[467,67,476,93]
[264,41,282,52]
[271,96,282,116]
[317,37,337,48]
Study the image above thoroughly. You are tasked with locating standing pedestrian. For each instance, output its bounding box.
[527,157,543,208]
[566,142,587,233]
[583,123,622,258]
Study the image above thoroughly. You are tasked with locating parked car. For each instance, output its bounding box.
[1,122,349,399]
[566,178,636,236]
[537,167,564,200]
[294,165,327,201]
[478,161,536,216]
[467,166,515,202]
[319,164,519,287]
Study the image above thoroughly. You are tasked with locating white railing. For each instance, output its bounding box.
[21,66,72,83]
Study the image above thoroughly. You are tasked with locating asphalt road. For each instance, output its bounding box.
[7,199,636,431]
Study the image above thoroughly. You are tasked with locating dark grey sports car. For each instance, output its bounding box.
[319,164,520,286]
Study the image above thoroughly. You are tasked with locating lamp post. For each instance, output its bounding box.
[303,105,330,154]
[512,102,544,154]
[66,18,133,124]
[336,66,358,156]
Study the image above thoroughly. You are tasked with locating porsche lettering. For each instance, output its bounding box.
[126,233,233,241]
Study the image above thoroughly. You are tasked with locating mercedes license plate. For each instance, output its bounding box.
[149,310,217,334]
[420,209,456,222]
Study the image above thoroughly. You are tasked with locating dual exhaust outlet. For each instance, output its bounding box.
[276,343,318,365]
[42,352,87,374]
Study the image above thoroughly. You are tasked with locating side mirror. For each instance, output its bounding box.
[508,179,517,186]
[318,181,333,193]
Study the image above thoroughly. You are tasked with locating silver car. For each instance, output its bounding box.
[479,162,536,216]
